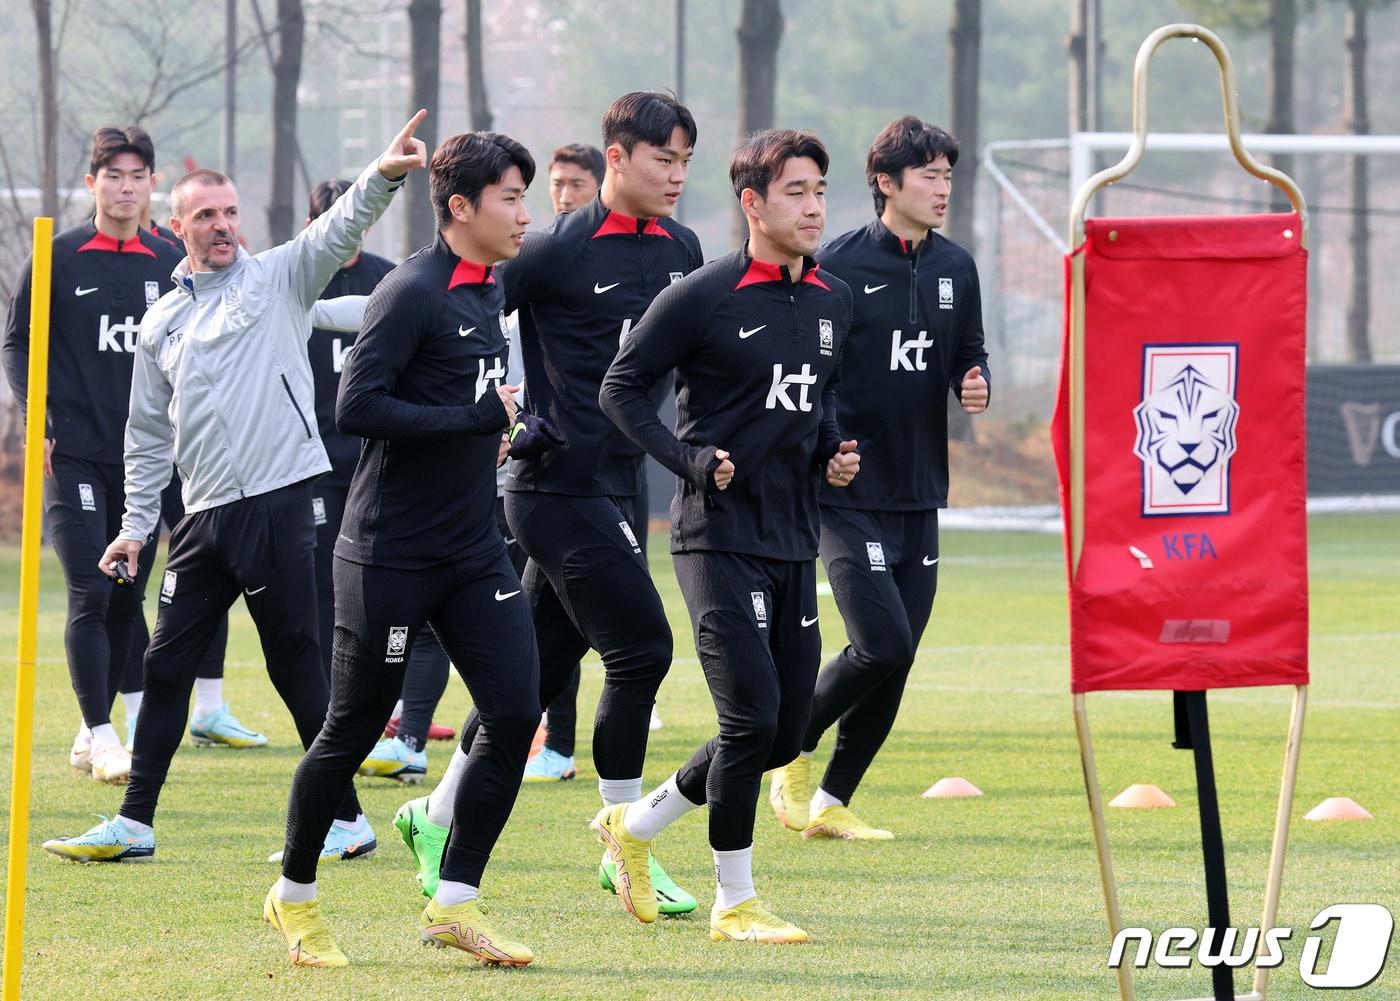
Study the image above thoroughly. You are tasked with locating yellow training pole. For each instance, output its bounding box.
[4,216,53,1001]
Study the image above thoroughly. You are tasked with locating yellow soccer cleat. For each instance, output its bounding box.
[589,803,657,923]
[802,804,894,841]
[262,888,348,968]
[768,757,812,832]
[710,898,810,944]
[419,898,534,966]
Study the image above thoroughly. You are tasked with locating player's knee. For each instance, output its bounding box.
[65,575,112,624]
[854,626,916,673]
[725,706,781,754]
[485,699,541,748]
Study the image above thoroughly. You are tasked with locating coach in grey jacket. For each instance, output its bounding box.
[40,112,429,867]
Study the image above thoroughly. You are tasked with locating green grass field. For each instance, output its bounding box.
[1,515,1396,1000]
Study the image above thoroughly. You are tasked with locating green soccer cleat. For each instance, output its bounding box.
[394,796,449,898]
[599,848,697,915]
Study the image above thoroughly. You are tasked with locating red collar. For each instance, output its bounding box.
[447,258,495,288]
[592,210,672,240]
[77,229,157,257]
[734,255,829,291]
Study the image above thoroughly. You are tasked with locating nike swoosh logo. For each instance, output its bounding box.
[245,585,269,596]
[800,615,818,627]
[864,284,888,294]
[738,325,766,339]
[75,286,99,296]
[594,282,620,294]
[922,556,939,566]
[459,326,476,337]
[494,589,521,601]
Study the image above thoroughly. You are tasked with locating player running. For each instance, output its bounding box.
[266,131,541,968]
[395,93,702,915]
[599,129,858,943]
[768,116,990,841]
[39,112,424,866]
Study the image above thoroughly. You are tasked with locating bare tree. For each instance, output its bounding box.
[31,0,60,218]
[1267,0,1297,212]
[463,0,492,131]
[224,0,238,179]
[947,0,980,255]
[734,0,783,242]
[405,0,441,256]
[1066,0,1101,134]
[267,0,305,244]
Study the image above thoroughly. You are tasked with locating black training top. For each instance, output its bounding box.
[601,247,852,561]
[3,222,184,464]
[310,251,396,486]
[499,195,703,498]
[817,219,990,511]
[334,236,511,570]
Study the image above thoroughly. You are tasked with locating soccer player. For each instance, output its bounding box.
[265,131,541,969]
[3,126,208,784]
[767,116,989,841]
[547,142,604,214]
[395,93,703,915]
[39,111,425,865]
[599,128,858,943]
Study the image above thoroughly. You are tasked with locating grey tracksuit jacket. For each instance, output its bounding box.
[119,162,401,542]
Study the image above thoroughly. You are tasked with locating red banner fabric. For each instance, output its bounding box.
[1052,213,1309,693]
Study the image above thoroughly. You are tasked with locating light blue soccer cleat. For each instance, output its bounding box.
[267,816,377,863]
[358,736,428,783]
[522,747,577,782]
[43,815,155,863]
[189,705,268,748]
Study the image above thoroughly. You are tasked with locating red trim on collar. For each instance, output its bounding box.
[591,211,672,239]
[447,258,495,288]
[734,257,829,291]
[77,230,158,257]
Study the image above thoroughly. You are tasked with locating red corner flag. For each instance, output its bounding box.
[1053,213,1309,693]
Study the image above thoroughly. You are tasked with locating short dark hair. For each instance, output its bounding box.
[170,168,234,218]
[866,116,959,214]
[307,178,353,221]
[601,91,697,155]
[548,143,605,185]
[430,132,536,228]
[89,126,155,175]
[729,129,829,201]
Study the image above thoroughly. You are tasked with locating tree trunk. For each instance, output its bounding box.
[733,0,783,244]
[463,0,492,131]
[675,0,686,103]
[31,0,59,219]
[1267,0,1296,212]
[223,0,237,179]
[1344,1,1371,362]
[405,0,441,256]
[947,0,981,443]
[267,0,304,245]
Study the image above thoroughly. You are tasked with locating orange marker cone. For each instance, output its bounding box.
[1304,797,1373,821]
[922,777,983,798]
[1109,784,1176,808]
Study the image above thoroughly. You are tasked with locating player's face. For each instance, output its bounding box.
[750,155,826,260]
[611,125,692,219]
[549,161,598,215]
[887,154,953,230]
[172,182,242,272]
[465,164,532,262]
[86,152,152,227]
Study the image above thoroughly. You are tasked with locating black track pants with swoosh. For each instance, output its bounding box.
[460,491,671,781]
[119,480,362,827]
[671,552,821,851]
[280,547,540,886]
[802,506,940,803]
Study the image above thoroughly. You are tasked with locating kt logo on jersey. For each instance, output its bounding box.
[1132,344,1240,517]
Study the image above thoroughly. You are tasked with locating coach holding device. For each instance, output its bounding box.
[41,112,428,865]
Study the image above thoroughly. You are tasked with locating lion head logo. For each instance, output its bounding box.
[1134,363,1239,497]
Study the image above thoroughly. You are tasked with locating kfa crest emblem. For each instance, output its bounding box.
[1132,344,1240,517]
[818,318,833,356]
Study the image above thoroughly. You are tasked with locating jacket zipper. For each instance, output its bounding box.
[280,373,314,439]
[909,241,921,325]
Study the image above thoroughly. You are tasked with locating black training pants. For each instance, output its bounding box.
[281,546,539,886]
[119,480,359,828]
[672,552,821,851]
[803,506,939,802]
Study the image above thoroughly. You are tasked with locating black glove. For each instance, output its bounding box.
[507,412,564,460]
